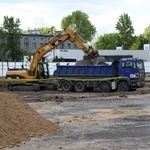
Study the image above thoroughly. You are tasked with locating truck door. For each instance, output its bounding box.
[112,61,119,77]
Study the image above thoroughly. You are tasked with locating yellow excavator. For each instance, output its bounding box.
[6,28,105,91]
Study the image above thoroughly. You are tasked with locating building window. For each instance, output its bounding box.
[33,38,35,40]
[61,43,64,49]
[74,44,77,49]
[32,43,36,49]
[68,43,71,49]
[24,43,28,48]
[40,43,43,46]
[41,38,43,40]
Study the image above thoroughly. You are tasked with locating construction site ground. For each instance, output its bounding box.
[1,81,150,150]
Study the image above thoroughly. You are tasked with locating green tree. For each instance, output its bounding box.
[115,13,134,50]
[143,25,150,42]
[3,16,23,61]
[95,33,120,50]
[130,35,149,50]
[0,27,6,61]
[36,27,56,35]
[61,10,96,42]
[22,27,56,35]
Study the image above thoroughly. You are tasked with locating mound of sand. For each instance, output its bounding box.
[0,92,61,149]
[75,59,93,65]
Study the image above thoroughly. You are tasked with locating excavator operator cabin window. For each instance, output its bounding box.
[41,63,49,78]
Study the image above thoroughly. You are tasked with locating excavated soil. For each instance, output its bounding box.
[0,92,61,149]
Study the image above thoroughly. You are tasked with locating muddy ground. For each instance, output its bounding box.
[2,82,150,150]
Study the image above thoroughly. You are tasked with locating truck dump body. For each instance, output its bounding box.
[53,63,118,77]
[53,58,145,93]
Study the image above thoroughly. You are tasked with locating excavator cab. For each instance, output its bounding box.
[38,62,49,79]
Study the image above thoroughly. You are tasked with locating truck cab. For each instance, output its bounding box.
[118,58,145,87]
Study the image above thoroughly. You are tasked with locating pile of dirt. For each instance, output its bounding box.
[0,92,62,149]
[75,56,106,65]
[75,59,93,65]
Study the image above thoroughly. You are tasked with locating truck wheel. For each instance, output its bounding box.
[74,81,86,92]
[61,81,73,92]
[118,81,129,92]
[99,82,111,92]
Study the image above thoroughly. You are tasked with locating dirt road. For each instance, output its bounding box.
[2,83,150,150]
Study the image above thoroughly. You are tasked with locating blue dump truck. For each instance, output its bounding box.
[53,58,145,92]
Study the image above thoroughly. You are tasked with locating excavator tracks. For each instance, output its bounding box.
[7,83,40,91]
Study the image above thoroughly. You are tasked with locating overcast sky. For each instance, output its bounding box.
[0,0,150,36]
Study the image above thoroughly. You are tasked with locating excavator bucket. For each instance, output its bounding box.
[91,56,106,65]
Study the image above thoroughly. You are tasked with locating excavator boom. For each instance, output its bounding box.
[29,28,96,76]
[6,28,104,81]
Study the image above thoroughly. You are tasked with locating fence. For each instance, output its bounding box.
[0,62,150,77]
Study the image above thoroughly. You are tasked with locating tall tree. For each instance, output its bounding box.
[143,25,150,42]
[115,13,134,50]
[61,10,96,42]
[0,27,6,61]
[3,16,22,61]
